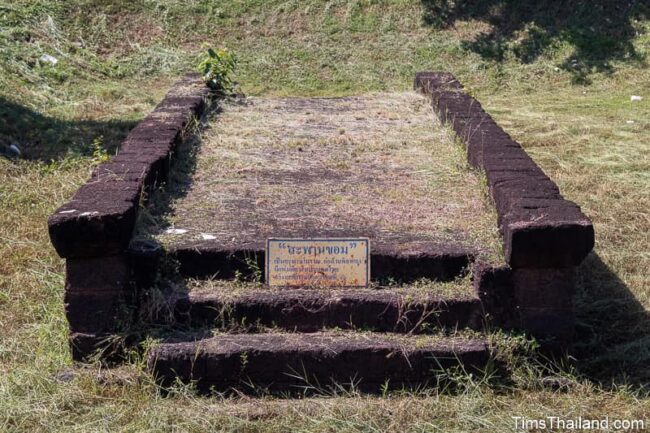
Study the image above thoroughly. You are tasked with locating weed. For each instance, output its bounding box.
[89,135,110,165]
[197,46,237,93]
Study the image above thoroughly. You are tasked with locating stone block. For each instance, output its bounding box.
[65,289,134,333]
[91,161,151,184]
[511,267,575,309]
[517,308,575,342]
[65,254,130,292]
[48,188,139,258]
[69,331,132,362]
[472,262,515,327]
[128,239,163,289]
[502,202,595,268]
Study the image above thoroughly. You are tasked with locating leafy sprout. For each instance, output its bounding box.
[197,46,237,93]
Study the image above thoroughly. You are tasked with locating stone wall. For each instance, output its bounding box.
[48,74,212,360]
[415,72,594,343]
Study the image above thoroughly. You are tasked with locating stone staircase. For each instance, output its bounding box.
[170,284,483,333]
[148,331,488,394]
[48,72,595,395]
[147,274,490,394]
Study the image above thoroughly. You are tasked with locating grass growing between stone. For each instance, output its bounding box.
[1,0,649,431]
[179,276,479,302]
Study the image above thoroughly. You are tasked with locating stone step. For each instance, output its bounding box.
[147,331,489,394]
[169,242,475,281]
[168,282,484,333]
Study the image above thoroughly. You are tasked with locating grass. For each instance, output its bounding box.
[177,275,479,302]
[149,92,503,262]
[1,0,649,431]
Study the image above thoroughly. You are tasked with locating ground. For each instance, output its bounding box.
[1,1,649,431]
[149,93,501,261]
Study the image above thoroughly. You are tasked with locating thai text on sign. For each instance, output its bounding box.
[266,238,370,287]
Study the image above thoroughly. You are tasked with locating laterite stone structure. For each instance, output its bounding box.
[151,333,488,393]
[173,287,484,332]
[48,74,211,360]
[414,72,594,340]
[47,72,594,393]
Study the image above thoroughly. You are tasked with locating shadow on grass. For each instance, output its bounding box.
[574,252,650,388]
[421,0,648,83]
[0,96,137,162]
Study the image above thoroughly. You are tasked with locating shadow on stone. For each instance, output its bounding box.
[131,101,224,335]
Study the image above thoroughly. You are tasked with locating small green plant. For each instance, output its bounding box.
[244,254,262,283]
[196,46,237,93]
[90,136,110,165]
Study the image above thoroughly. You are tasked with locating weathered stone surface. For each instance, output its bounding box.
[173,288,483,332]
[171,246,265,279]
[114,135,175,155]
[518,308,575,342]
[91,161,151,183]
[511,267,575,309]
[74,178,143,199]
[118,137,176,157]
[371,248,473,281]
[170,243,475,282]
[465,130,517,168]
[48,183,141,258]
[483,155,542,177]
[474,262,576,340]
[111,151,172,186]
[148,332,489,393]
[128,239,163,289]
[416,71,594,269]
[126,127,180,145]
[65,254,130,292]
[503,202,595,268]
[65,289,134,333]
[491,178,561,218]
[69,331,133,362]
[472,262,515,327]
[69,332,105,361]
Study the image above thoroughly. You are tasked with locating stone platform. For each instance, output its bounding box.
[47,73,595,395]
[147,93,503,278]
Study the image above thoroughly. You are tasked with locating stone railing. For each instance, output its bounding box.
[415,72,594,343]
[48,74,212,360]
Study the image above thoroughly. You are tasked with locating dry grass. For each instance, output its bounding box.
[156,329,486,351]
[0,158,85,344]
[176,275,478,303]
[1,0,649,431]
[153,93,502,262]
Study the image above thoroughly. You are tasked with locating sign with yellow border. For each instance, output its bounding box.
[266,238,370,287]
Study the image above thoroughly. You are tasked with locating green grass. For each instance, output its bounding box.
[1,0,649,431]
